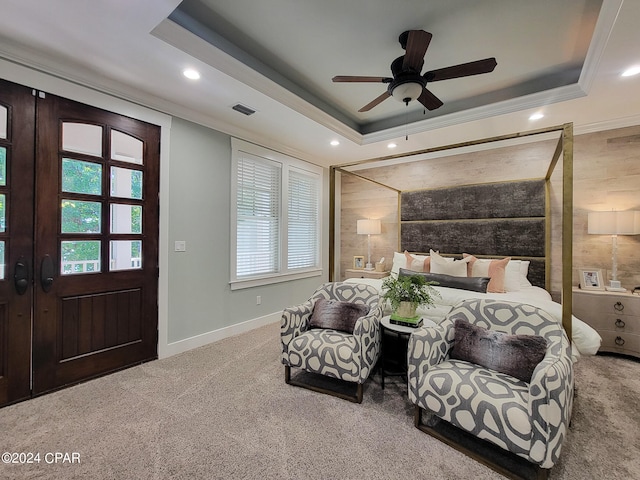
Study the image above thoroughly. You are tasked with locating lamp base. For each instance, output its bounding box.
[606,280,626,292]
[364,263,374,271]
[606,286,627,292]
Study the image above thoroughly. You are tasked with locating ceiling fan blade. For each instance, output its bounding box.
[358,91,391,112]
[402,30,432,72]
[424,57,497,82]
[332,76,392,83]
[417,88,443,111]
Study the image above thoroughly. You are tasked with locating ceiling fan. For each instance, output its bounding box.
[332,30,497,113]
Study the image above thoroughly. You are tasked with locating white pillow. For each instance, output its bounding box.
[519,261,532,287]
[504,259,532,288]
[430,250,470,277]
[390,252,407,278]
[504,261,522,292]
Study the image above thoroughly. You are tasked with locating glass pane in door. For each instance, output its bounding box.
[111,167,142,199]
[61,240,101,275]
[0,241,4,280]
[0,146,6,185]
[110,240,142,271]
[110,204,142,234]
[62,122,103,156]
[111,130,143,164]
[0,194,5,233]
[61,200,101,233]
[62,158,102,195]
[0,105,6,139]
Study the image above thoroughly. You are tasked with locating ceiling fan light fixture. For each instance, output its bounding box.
[390,81,423,104]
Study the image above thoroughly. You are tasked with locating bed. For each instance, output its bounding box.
[345,250,601,362]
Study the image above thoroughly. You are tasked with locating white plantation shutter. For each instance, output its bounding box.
[287,168,319,269]
[231,139,322,289]
[236,155,281,277]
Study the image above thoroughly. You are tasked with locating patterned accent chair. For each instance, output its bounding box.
[408,299,573,479]
[281,282,383,403]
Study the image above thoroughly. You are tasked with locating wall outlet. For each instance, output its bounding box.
[256,295,261,305]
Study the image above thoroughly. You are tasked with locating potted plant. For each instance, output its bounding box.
[381,274,440,322]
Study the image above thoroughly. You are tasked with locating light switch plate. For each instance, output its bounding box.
[174,241,186,252]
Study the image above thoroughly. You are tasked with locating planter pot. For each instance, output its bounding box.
[395,301,418,319]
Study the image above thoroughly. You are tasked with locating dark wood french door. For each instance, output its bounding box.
[0,78,160,406]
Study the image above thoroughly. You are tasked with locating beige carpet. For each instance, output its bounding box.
[1,321,639,479]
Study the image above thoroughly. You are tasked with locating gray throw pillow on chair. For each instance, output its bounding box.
[309,298,370,334]
[450,319,547,382]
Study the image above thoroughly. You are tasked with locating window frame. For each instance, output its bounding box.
[230,139,323,290]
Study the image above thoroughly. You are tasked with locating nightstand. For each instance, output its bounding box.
[344,269,389,280]
[572,287,640,358]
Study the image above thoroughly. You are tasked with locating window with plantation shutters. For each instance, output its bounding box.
[287,167,319,269]
[236,154,281,277]
[231,139,322,290]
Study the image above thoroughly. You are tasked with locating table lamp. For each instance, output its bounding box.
[588,210,640,291]
[357,219,381,270]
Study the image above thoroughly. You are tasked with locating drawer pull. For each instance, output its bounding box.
[614,301,624,312]
[615,336,625,346]
[615,318,626,328]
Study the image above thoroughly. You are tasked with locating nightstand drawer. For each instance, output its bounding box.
[605,313,640,334]
[599,297,640,317]
[573,291,640,317]
[598,330,640,356]
[584,314,640,334]
[344,269,390,280]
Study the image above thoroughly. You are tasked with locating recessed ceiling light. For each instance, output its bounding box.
[330,140,340,146]
[529,113,544,120]
[183,69,200,80]
[621,66,640,77]
[387,143,397,149]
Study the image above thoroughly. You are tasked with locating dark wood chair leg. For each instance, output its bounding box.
[284,365,291,384]
[356,383,363,403]
[414,404,422,427]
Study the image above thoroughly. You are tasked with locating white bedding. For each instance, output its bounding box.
[344,276,601,362]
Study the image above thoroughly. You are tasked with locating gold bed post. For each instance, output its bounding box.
[329,166,336,282]
[562,123,574,340]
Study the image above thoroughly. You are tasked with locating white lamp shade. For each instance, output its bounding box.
[357,219,381,235]
[588,211,640,235]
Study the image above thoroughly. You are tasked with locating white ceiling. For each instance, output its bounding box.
[1,0,639,167]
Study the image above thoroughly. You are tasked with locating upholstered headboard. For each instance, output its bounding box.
[400,179,546,288]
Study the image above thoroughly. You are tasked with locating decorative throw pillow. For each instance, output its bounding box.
[404,250,432,272]
[309,298,370,334]
[390,252,407,277]
[398,269,490,293]
[430,250,470,277]
[463,254,511,293]
[450,319,547,382]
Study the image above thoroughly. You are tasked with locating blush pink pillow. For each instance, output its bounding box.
[404,250,431,272]
[463,254,511,293]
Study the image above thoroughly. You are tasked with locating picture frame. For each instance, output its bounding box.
[579,268,605,291]
[353,256,365,269]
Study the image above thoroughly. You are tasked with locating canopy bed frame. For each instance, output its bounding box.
[329,123,574,339]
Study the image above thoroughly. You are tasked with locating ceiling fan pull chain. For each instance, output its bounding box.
[405,108,409,141]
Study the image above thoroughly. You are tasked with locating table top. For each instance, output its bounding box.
[381,315,437,334]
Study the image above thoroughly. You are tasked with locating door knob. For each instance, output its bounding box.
[14,257,29,295]
[41,255,55,292]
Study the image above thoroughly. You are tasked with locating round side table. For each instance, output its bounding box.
[380,315,436,389]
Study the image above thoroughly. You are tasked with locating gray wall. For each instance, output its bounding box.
[167,117,329,344]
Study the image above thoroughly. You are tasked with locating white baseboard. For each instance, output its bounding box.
[159,311,280,359]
